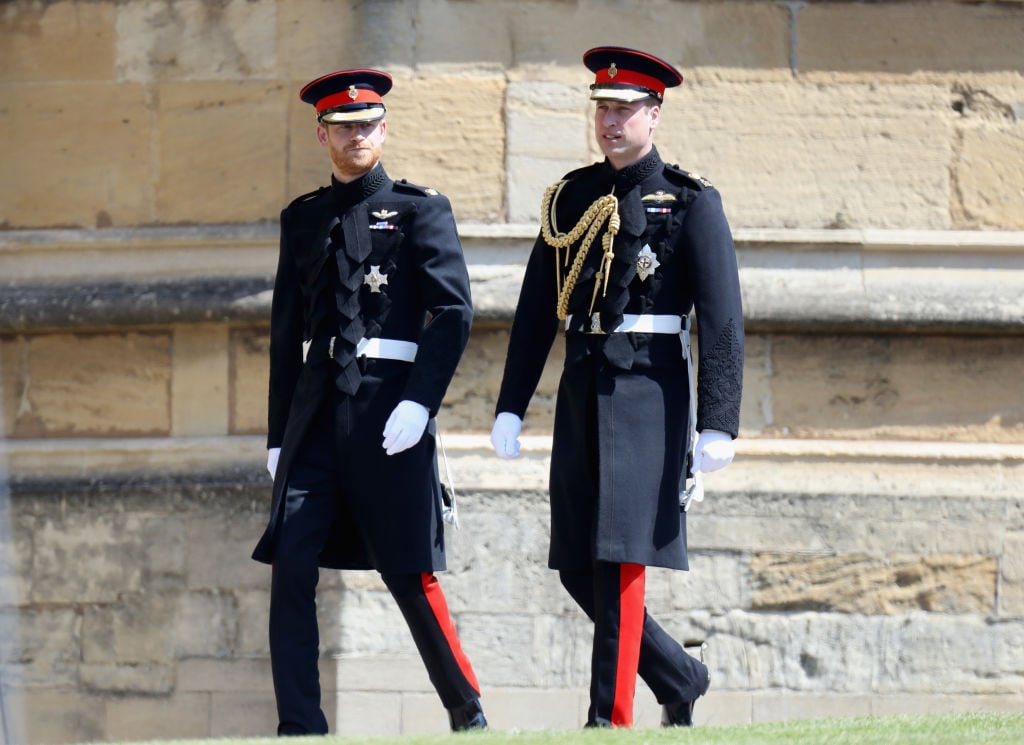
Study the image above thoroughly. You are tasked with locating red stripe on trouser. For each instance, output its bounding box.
[420,572,480,694]
[612,563,645,727]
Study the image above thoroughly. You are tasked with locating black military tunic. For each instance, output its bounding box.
[496,146,744,572]
[252,162,473,573]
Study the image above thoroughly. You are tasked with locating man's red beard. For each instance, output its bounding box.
[330,143,379,179]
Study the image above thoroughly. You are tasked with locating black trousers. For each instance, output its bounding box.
[560,563,709,727]
[269,410,480,735]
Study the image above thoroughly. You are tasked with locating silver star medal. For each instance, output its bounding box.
[363,265,388,293]
[636,244,660,281]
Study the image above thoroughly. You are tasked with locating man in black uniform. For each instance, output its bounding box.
[490,47,744,728]
[252,68,487,735]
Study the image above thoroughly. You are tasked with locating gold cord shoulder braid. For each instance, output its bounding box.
[540,180,620,321]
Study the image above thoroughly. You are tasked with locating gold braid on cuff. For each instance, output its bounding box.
[540,180,619,321]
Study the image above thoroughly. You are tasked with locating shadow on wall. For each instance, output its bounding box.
[0,366,25,744]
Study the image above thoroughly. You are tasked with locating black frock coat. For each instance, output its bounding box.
[495,147,744,571]
[252,164,473,573]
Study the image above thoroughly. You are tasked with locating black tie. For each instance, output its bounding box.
[330,203,373,394]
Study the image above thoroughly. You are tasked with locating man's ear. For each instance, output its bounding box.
[316,124,329,146]
[649,104,662,131]
[379,118,387,142]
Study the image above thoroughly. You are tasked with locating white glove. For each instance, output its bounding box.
[490,412,523,459]
[267,447,281,480]
[691,429,735,474]
[382,400,430,455]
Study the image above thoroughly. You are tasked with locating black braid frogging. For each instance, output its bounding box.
[696,318,743,436]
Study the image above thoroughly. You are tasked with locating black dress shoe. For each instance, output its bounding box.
[661,698,697,727]
[662,667,711,727]
[584,718,612,728]
[449,698,488,731]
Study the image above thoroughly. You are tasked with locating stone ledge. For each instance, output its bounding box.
[0,224,289,286]
[3,434,1021,498]
[2,225,1022,333]
[4,224,1021,270]
[0,435,269,491]
[0,277,273,333]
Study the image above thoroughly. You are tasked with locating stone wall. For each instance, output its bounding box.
[1,0,1022,231]
[1,228,1022,743]
[1,1,1023,743]
[2,465,1022,741]
[3,319,1024,446]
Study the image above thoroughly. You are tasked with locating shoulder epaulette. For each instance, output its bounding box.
[394,178,440,197]
[664,163,714,190]
[561,165,591,182]
[287,185,330,207]
[560,161,604,184]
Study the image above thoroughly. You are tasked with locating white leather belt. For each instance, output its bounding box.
[567,313,683,334]
[302,336,418,363]
[356,336,417,361]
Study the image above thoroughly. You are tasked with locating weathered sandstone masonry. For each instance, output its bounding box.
[1,0,1022,232]
[1,226,1021,742]
[2,0,1023,742]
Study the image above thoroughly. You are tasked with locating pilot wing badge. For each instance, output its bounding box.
[369,208,399,231]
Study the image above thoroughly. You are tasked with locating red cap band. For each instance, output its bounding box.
[315,87,383,114]
[594,67,666,97]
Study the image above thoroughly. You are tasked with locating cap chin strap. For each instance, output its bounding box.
[589,85,662,103]
[318,104,386,124]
